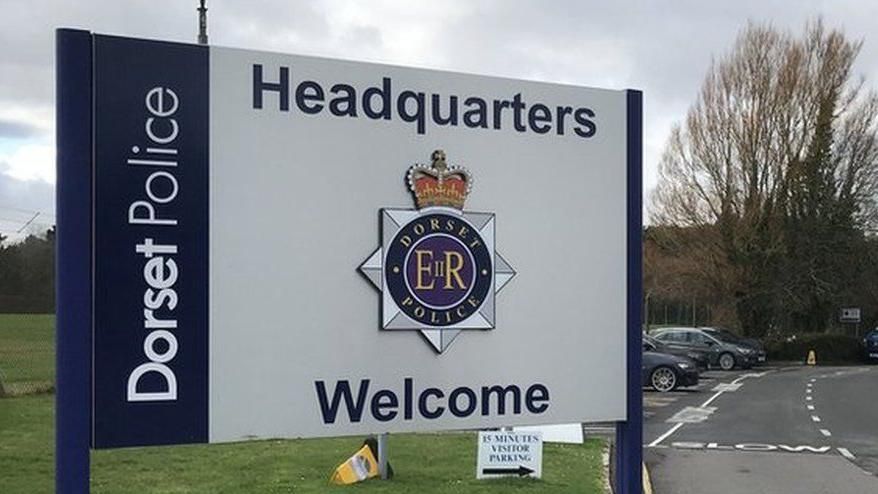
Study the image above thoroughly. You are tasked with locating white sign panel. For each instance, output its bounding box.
[86,34,634,447]
[477,431,543,479]
[515,423,584,444]
[840,307,861,323]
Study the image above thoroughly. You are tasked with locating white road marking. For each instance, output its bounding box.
[810,378,816,383]
[647,371,771,447]
[806,388,812,394]
[820,429,832,437]
[647,423,684,448]
[811,415,821,423]
[806,396,813,401]
[712,383,742,392]
[838,447,856,460]
[807,383,813,388]
[670,442,832,454]
[807,405,815,410]
[667,406,717,424]
[700,391,724,408]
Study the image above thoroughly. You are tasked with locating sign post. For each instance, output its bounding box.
[840,307,862,338]
[55,28,642,493]
[55,28,94,494]
[377,433,389,480]
[616,89,644,494]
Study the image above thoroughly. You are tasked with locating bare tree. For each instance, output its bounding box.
[650,20,878,335]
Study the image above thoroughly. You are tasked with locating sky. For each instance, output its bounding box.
[1,0,877,240]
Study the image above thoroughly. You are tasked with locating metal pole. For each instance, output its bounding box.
[56,28,94,494]
[197,0,208,45]
[615,89,643,494]
[377,433,389,480]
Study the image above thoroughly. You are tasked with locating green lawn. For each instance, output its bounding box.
[0,314,55,394]
[0,314,605,492]
[1,396,605,494]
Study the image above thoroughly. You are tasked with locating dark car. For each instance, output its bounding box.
[864,329,878,362]
[700,327,767,365]
[642,338,699,392]
[650,327,758,370]
[643,333,711,370]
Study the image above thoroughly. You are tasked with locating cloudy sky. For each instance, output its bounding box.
[2,0,877,239]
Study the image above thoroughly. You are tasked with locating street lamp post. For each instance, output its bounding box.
[197,0,208,45]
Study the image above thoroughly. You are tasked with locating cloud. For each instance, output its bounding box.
[0,141,55,184]
[0,163,55,241]
[0,120,41,139]
[1,0,878,198]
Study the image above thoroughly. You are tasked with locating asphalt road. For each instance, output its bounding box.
[643,365,878,494]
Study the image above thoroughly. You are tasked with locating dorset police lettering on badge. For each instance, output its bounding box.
[359,150,516,353]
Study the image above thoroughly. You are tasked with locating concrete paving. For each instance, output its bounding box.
[648,448,877,494]
[644,365,878,493]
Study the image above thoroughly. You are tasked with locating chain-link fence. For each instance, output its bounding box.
[0,313,55,397]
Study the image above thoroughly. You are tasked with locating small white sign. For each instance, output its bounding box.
[514,423,583,444]
[840,307,861,323]
[477,430,543,479]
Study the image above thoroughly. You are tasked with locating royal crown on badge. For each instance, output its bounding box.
[406,149,472,210]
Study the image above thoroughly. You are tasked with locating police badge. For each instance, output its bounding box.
[359,150,516,353]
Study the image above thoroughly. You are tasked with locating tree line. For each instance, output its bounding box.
[0,229,55,313]
[649,20,878,337]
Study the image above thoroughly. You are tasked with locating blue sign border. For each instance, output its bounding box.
[56,27,93,494]
[616,89,644,494]
[91,33,210,449]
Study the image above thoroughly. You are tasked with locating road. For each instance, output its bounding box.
[643,365,878,494]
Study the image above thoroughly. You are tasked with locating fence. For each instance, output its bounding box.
[0,313,55,397]
[644,298,713,329]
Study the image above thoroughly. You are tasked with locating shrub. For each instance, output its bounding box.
[765,333,862,363]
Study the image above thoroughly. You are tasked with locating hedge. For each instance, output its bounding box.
[765,333,863,363]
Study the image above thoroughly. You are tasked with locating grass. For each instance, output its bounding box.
[0,314,605,492]
[0,395,605,494]
[0,314,55,395]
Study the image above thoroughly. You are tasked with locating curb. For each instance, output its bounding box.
[602,442,612,493]
[642,462,654,494]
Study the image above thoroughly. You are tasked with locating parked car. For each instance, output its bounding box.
[864,329,878,362]
[650,327,758,370]
[700,327,767,365]
[642,339,700,392]
[644,333,711,369]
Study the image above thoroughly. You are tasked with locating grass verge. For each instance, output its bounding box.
[0,314,55,395]
[1,395,605,493]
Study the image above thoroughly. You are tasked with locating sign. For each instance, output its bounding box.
[840,307,861,323]
[477,431,543,479]
[58,32,638,450]
[514,423,584,444]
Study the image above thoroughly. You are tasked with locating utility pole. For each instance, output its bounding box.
[197,0,208,45]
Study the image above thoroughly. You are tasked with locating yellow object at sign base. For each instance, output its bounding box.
[807,350,816,365]
[330,443,380,485]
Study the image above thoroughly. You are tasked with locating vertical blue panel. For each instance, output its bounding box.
[92,35,209,448]
[616,89,643,494]
[56,28,93,494]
